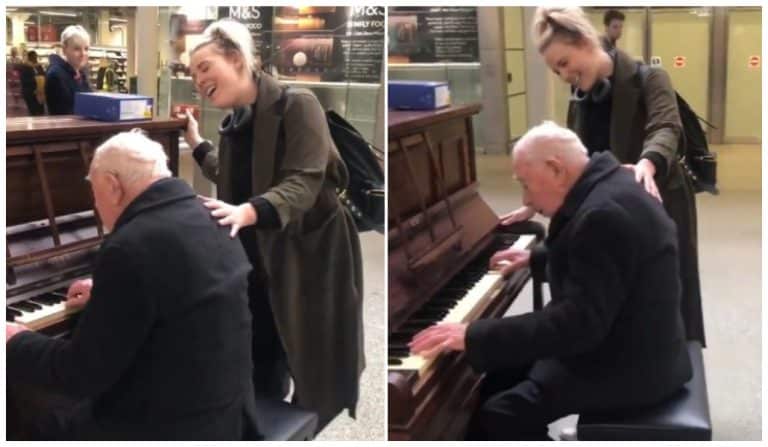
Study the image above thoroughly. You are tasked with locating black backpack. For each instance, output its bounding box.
[278,88,385,233]
[638,65,719,195]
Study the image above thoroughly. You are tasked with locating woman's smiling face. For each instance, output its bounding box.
[189,43,246,109]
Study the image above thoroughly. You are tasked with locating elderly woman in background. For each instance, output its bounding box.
[46,25,92,115]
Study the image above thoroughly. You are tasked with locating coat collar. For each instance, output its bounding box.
[608,49,643,161]
[548,152,621,241]
[112,177,197,232]
[251,71,286,194]
[216,71,286,195]
[49,53,88,81]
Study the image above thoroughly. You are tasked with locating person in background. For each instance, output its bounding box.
[601,9,625,51]
[181,19,364,431]
[96,57,116,91]
[46,25,92,115]
[501,6,704,346]
[9,46,23,64]
[19,50,46,116]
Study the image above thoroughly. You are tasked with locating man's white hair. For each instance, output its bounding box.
[512,120,588,165]
[61,25,91,48]
[91,130,171,185]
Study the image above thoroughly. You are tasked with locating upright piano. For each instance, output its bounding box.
[6,116,185,439]
[387,104,545,440]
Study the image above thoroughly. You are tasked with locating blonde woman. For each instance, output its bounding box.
[181,19,364,431]
[46,25,92,115]
[502,7,703,346]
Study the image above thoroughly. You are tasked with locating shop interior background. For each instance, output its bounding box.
[5,5,386,441]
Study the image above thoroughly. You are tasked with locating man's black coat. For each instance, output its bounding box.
[467,152,692,406]
[8,178,260,440]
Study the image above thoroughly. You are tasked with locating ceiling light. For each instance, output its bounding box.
[39,11,79,17]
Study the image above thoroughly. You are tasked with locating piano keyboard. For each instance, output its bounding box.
[388,233,536,374]
[7,288,80,331]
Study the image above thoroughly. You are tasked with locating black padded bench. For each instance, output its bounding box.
[576,341,712,440]
[253,398,318,441]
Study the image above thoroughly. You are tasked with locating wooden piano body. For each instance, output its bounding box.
[387,104,544,440]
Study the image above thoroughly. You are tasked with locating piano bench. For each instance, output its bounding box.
[253,398,318,441]
[576,341,711,441]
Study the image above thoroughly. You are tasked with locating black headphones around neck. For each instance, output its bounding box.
[570,49,616,103]
[570,77,612,103]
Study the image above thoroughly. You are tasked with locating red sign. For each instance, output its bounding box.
[748,55,760,68]
[673,56,686,68]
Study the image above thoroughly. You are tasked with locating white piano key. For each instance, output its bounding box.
[389,233,538,374]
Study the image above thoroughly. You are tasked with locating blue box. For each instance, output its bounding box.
[74,92,154,122]
[388,80,451,110]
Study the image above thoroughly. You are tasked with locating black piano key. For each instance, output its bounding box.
[23,300,43,311]
[390,342,412,351]
[29,298,54,307]
[32,295,59,305]
[13,302,37,312]
[50,291,68,301]
[388,358,403,366]
[7,308,21,321]
[389,349,411,358]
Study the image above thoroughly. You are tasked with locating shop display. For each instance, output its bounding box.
[171,6,384,84]
[389,7,480,63]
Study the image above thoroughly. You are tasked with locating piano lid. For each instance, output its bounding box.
[388,103,500,329]
[6,115,186,284]
[6,115,187,144]
[6,135,103,287]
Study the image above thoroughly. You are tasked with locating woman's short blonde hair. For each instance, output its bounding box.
[532,7,600,53]
[61,25,91,48]
[190,19,258,74]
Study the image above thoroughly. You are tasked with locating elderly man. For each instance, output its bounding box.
[409,121,692,440]
[6,131,260,440]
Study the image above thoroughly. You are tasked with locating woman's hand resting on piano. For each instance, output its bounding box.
[408,323,468,359]
[499,205,536,226]
[66,278,93,308]
[489,248,531,277]
[201,197,258,238]
[6,322,29,342]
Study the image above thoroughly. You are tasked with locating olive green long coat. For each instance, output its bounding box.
[197,72,365,428]
[567,49,705,345]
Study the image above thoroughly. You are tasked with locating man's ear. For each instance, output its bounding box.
[545,157,564,179]
[105,173,124,205]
